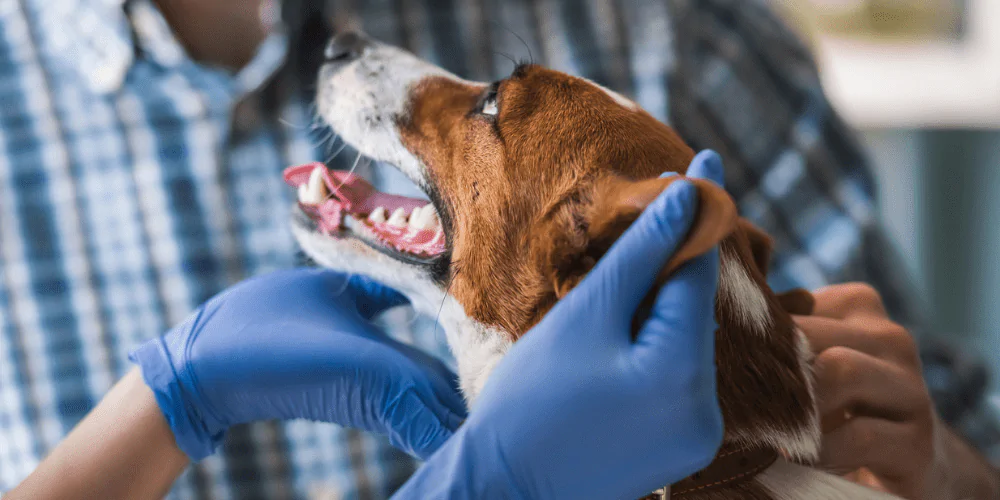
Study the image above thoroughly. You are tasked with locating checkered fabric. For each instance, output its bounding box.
[1,0,996,499]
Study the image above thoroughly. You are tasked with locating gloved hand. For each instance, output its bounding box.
[394,151,727,500]
[129,269,466,461]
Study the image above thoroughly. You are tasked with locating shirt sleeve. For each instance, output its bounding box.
[663,0,1000,461]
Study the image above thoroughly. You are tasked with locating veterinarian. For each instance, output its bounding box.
[2,0,998,499]
[8,175,724,499]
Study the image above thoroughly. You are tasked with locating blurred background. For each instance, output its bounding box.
[767,0,1000,398]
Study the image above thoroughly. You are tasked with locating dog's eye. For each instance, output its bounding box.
[477,82,500,118]
[481,93,498,116]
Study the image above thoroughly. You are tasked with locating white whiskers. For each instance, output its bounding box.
[323,153,373,203]
[324,140,348,165]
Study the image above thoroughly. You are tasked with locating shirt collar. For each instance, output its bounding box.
[32,0,134,94]
[35,0,288,96]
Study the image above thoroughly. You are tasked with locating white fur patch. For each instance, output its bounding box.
[317,42,476,190]
[719,247,772,334]
[581,77,639,111]
[292,220,509,403]
[793,327,821,461]
[730,423,819,466]
[756,460,902,499]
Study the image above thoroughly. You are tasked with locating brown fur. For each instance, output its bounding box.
[394,65,819,497]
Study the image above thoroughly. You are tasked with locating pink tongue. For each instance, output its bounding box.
[283,162,446,258]
[283,162,427,215]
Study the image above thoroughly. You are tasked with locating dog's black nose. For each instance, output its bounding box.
[324,32,369,63]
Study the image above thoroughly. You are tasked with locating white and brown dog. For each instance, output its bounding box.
[286,32,901,500]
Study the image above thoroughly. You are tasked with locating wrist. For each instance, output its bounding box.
[393,424,530,500]
[130,336,225,460]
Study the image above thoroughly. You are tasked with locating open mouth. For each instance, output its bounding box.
[283,162,447,264]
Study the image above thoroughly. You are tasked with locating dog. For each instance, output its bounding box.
[286,31,902,499]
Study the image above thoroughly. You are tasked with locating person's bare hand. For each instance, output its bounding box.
[795,283,999,500]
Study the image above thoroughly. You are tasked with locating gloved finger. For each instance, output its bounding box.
[384,389,463,460]
[685,150,725,187]
[570,180,698,328]
[343,273,411,319]
[633,249,719,371]
[389,339,469,418]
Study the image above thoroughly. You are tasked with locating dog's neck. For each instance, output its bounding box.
[423,295,512,402]
[292,222,510,403]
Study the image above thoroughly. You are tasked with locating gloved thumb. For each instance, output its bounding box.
[632,248,719,369]
[570,180,698,325]
[343,273,411,319]
[686,150,725,187]
[383,390,463,460]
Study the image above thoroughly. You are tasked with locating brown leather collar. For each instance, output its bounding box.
[638,444,779,499]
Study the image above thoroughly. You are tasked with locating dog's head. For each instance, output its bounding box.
[289,32,820,463]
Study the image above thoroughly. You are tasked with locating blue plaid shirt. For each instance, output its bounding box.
[1,0,996,498]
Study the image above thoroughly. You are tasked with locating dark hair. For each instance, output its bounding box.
[257,0,335,117]
[280,0,334,88]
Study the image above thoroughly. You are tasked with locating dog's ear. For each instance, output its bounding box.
[736,219,816,315]
[536,175,739,299]
[776,288,816,316]
[737,217,816,316]
[738,219,774,277]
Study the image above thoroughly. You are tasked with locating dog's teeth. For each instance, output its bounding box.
[425,206,439,228]
[310,166,328,197]
[408,208,424,229]
[387,208,408,227]
[414,204,438,230]
[409,204,435,230]
[298,166,327,205]
[368,207,387,223]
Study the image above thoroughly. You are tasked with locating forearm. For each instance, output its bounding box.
[941,426,1000,500]
[7,368,189,500]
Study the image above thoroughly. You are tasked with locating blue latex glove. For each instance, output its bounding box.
[129,269,467,461]
[394,151,727,500]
